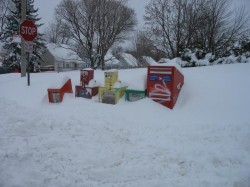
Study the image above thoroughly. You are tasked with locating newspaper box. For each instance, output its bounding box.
[48,78,73,103]
[75,80,99,99]
[98,70,127,104]
[125,89,146,101]
[80,68,94,87]
[147,65,184,109]
[76,69,99,99]
[125,74,147,102]
[99,85,127,105]
[104,70,118,88]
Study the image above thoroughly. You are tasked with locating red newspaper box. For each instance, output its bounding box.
[48,78,73,103]
[147,65,184,109]
[80,69,94,87]
[76,71,100,99]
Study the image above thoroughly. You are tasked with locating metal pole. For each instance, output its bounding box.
[27,52,30,86]
[20,0,26,77]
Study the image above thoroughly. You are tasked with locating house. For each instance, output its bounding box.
[139,56,158,67]
[39,43,86,72]
[105,52,138,69]
[105,52,122,69]
[118,53,138,68]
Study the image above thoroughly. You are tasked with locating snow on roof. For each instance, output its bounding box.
[142,56,158,65]
[158,58,171,63]
[46,43,84,64]
[105,52,120,65]
[120,53,138,67]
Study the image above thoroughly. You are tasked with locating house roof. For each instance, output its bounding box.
[142,56,158,65]
[105,52,120,66]
[46,43,84,64]
[158,58,170,63]
[120,53,138,67]
[105,52,139,68]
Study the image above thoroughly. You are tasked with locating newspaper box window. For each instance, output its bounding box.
[52,92,61,103]
[147,63,184,109]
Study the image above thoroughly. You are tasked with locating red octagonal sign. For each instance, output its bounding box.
[19,19,37,41]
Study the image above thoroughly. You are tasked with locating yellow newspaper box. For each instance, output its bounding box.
[99,83,127,105]
[104,70,118,88]
[99,70,127,104]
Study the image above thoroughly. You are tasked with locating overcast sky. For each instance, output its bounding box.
[34,0,250,33]
[34,0,151,32]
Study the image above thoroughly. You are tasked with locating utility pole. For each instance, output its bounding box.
[20,0,26,77]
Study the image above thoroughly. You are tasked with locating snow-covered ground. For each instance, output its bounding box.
[0,63,250,187]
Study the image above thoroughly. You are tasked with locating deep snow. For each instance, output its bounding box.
[0,63,250,187]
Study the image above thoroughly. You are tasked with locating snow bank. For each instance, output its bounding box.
[158,58,171,63]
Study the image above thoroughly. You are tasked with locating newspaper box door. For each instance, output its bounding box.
[80,69,94,87]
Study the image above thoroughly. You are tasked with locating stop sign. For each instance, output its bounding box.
[19,19,37,41]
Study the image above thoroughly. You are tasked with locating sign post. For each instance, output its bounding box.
[25,42,33,86]
[19,19,37,86]
[20,0,26,77]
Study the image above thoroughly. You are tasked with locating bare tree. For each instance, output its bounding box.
[45,18,72,45]
[144,0,187,58]
[55,0,137,69]
[144,0,249,58]
[45,20,62,44]
[128,30,164,61]
[205,0,249,56]
[94,0,137,69]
